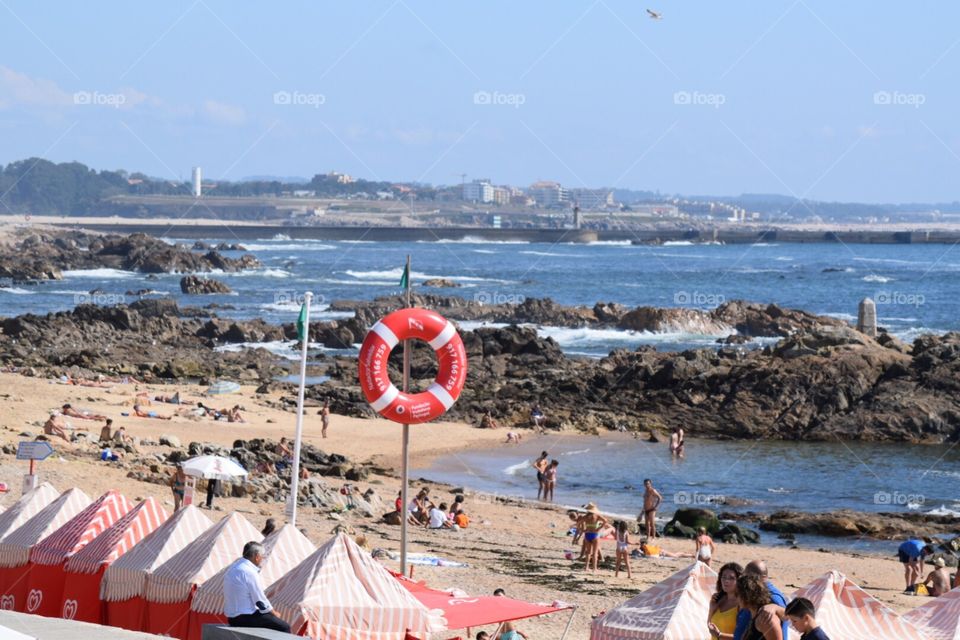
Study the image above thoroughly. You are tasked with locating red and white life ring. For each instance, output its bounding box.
[358,308,467,424]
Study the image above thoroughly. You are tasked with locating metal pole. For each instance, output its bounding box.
[400,255,412,576]
[558,607,578,640]
[287,291,312,527]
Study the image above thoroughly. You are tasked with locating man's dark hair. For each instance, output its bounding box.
[493,588,506,596]
[784,597,816,619]
[106,418,113,425]
[923,544,936,555]
[242,541,265,561]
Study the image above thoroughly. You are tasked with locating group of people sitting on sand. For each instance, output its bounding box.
[132,392,245,422]
[898,537,958,597]
[389,487,470,530]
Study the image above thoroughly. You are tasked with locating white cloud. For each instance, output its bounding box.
[0,66,71,108]
[202,99,247,126]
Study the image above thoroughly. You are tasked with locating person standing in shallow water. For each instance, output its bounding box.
[642,479,662,539]
[533,451,549,500]
[670,426,685,458]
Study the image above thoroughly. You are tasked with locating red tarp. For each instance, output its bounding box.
[105,596,147,632]
[392,571,569,630]
[59,564,106,623]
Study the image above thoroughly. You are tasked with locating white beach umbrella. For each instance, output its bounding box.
[179,455,248,481]
[205,380,241,395]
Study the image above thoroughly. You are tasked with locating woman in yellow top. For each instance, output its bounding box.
[708,562,743,640]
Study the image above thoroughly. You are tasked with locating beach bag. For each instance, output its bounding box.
[915,583,929,596]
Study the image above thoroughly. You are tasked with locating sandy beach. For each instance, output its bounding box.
[0,371,927,639]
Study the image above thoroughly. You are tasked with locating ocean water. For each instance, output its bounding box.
[420,435,960,552]
[2,238,958,357]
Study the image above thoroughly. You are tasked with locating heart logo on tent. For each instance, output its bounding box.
[62,599,78,619]
[0,595,13,610]
[26,589,42,612]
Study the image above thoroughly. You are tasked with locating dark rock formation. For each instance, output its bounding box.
[180,276,232,295]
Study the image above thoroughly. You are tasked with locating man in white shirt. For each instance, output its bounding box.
[223,541,290,632]
[427,502,451,529]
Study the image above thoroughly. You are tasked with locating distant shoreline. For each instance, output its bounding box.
[10,216,960,245]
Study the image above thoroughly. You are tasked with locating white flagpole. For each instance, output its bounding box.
[400,255,411,576]
[287,291,312,527]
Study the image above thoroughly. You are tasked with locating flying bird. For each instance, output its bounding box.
[646,8,662,20]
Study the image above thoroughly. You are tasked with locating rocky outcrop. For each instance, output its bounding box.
[733,509,960,539]
[421,278,461,288]
[180,276,232,294]
[0,229,260,283]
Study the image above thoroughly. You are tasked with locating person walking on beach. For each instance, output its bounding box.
[320,400,330,438]
[696,526,716,566]
[708,562,744,640]
[170,464,186,511]
[736,574,783,640]
[613,521,633,578]
[530,404,546,433]
[669,426,685,458]
[543,460,559,502]
[738,561,788,640]
[642,479,662,539]
[581,503,608,573]
[898,537,934,594]
[533,451,549,500]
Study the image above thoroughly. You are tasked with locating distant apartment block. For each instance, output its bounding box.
[463,179,495,203]
[569,188,614,210]
[328,171,354,184]
[529,181,569,208]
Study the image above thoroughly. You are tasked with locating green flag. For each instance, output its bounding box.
[296,302,308,341]
[399,263,409,289]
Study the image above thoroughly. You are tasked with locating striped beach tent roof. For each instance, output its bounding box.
[101,504,213,602]
[63,498,168,575]
[0,483,59,543]
[792,570,927,640]
[266,532,446,640]
[29,490,133,567]
[903,587,960,640]
[191,523,316,615]
[0,488,91,568]
[591,561,717,640]
[145,512,261,604]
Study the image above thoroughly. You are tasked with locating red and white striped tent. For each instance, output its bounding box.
[590,562,717,640]
[266,532,446,640]
[903,587,960,640]
[0,487,91,613]
[59,497,168,624]
[142,512,261,639]
[187,524,316,640]
[101,504,213,632]
[24,490,134,618]
[792,570,926,640]
[0,483,60,542]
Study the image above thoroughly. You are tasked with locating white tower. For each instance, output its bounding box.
[192,166,202,197]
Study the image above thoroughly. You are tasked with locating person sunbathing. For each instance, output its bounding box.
[43,414,71,441]
[154,392,181,404]
[222,405,245,423]
[61,404,106,420]
[132,404,172,420]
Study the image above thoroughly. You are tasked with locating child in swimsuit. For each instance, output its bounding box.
[614,520,633,578]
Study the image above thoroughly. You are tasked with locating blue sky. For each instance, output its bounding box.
[1,1,958,202]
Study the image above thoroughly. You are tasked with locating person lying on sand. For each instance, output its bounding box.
[154,392,181,404]
[132,404,172,420]
[61,404,106,420]
[640,541,695,559]
[43,414,71,441]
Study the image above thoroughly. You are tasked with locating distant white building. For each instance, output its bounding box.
[529,181,569,208]
[569,188,614,210]
[191,167,202,198]
[463,179,495,203]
